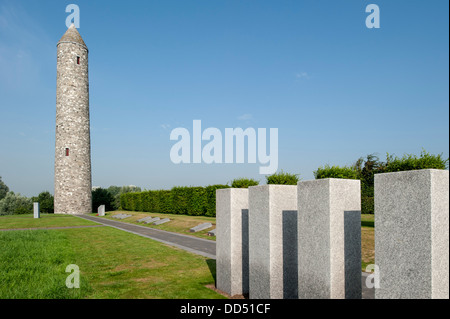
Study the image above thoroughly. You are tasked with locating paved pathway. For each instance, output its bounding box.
[76,214,216,259]
[0,225,104,231]
[75,214,374,299]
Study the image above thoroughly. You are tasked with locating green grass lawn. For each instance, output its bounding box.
[0,212,376,299]
[0,229,88,298]
[0,214,100,229]
[0,215,224,299]
[99,211,217,241]
[361,214,374,272]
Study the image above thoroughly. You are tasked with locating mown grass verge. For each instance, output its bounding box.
[0,214,99,230]
[0,216,224,299]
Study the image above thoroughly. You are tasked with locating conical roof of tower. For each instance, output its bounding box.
[57,24,87,49]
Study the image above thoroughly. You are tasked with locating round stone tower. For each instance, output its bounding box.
[54,24,92,214]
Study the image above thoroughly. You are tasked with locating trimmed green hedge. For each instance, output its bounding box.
[120,184,230,217]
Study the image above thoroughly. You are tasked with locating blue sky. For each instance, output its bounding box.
[0,0,448,197]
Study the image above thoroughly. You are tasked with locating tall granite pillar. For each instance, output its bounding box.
[375,169,449,299]
[216,188,249,296]
[248,185,298,299]
[297,178,361,299]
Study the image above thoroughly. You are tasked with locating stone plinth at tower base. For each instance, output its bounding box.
[375,169,449,299]
[297,178,362,299]
[216,188,249,297]
[248,185,298,299]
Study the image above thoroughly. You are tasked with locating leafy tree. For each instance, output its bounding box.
[0,176,9,201]
[31,191,54,214]
[0,192,32,215]
[231,178,259,188]
[106,185,142,210]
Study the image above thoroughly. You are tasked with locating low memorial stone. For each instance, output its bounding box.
[33,202,40,219]
[207,229,216,236]
[190,223,213,233]
[153,218,170,225]
[98,205,105,216]
[144,217,160,224]
[116,214,132,220]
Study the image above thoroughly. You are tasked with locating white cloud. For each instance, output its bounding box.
[295,72,309,79]
[161,124,171,130]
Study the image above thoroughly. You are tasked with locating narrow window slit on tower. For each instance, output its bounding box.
[65,148,69,156]
[77,56,80,64]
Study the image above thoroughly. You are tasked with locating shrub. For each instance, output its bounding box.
[266,170,300,185]
[0,192,32,215]
[313,165,359,180]
[231,178,259,188]
[385,149,449,172]
[31,191,54,214]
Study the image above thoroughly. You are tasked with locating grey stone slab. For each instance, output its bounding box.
[375,169,449,299]
[190,222,213,233]
[249,185,297,299]
[116,214,132,220]
[137,216,153,223]
[207,229,216,236]
[153,218,170,225]
[216,188,249,297]
[97,205,105,216]
[297,178,361,299]
[33,202,40,219]
[144,217,160,224]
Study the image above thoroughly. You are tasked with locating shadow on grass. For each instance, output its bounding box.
[206,259,216,284]
[361,221,374,228]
